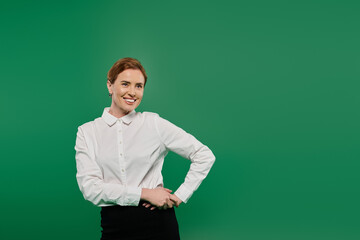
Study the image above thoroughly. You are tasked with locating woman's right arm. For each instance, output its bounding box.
[75,126,141,206]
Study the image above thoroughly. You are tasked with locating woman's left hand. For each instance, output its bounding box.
[170,194,182,207]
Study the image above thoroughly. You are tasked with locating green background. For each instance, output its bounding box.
[1,1,359,239]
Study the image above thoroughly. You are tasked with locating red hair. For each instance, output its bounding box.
[107,57,147,85]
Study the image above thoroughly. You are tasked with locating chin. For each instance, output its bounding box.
[131,103,140,111]
[124,106,136,113]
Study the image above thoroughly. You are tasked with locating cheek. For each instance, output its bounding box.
[137,90,144,99]
[115,88,126,96]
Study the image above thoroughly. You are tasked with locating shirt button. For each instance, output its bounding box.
[118,129,122,132]
[119,141,122,144]
[120,153,123,157]
[121,169,125,172]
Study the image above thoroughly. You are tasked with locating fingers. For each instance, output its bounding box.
[142,202,152,208]
[166,198,174,208]
[169,195,179,207]
[142,202,168,211]
[155,187,172,193]
[142,202,156,210]
[162,197,175,210]
[142,187,175,211]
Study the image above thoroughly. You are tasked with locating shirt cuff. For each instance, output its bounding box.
[117,187,142,206]
[174,184,193,204]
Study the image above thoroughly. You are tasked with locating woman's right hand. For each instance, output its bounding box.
[141,187,174,210]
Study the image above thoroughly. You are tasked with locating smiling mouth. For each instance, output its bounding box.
[123,98,136,103]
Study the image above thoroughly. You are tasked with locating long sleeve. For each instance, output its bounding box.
[154,115,216,203]
[75,126,141,206]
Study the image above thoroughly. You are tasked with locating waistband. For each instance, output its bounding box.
[101,200,148,209]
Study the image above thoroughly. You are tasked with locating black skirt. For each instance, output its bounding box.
[100,201,180,240]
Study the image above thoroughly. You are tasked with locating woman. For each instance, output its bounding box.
[75,57,216,240]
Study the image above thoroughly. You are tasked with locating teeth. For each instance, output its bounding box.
[124,99,135,103]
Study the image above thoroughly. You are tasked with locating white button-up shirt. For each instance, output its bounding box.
[75,107,216,207]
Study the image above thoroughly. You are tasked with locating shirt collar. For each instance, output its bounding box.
[102,107,137,126]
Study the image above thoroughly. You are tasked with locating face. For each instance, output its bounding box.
[107,69,145,116]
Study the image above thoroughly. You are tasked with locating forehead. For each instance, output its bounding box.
[116,69,145,84]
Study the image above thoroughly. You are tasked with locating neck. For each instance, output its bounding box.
[109,105,129,118]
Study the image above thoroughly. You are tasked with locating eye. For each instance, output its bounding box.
[136,84,143,89]
[121,82,128,86]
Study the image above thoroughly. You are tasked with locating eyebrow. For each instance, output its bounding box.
[120,80,144,85]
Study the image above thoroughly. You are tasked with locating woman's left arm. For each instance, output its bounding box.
[154,114,216,205]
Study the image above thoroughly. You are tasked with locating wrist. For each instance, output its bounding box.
[141,188,151,201]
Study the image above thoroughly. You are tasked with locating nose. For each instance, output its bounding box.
[128,87,136,97]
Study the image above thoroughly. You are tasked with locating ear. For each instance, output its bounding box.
[107,80,112,94]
